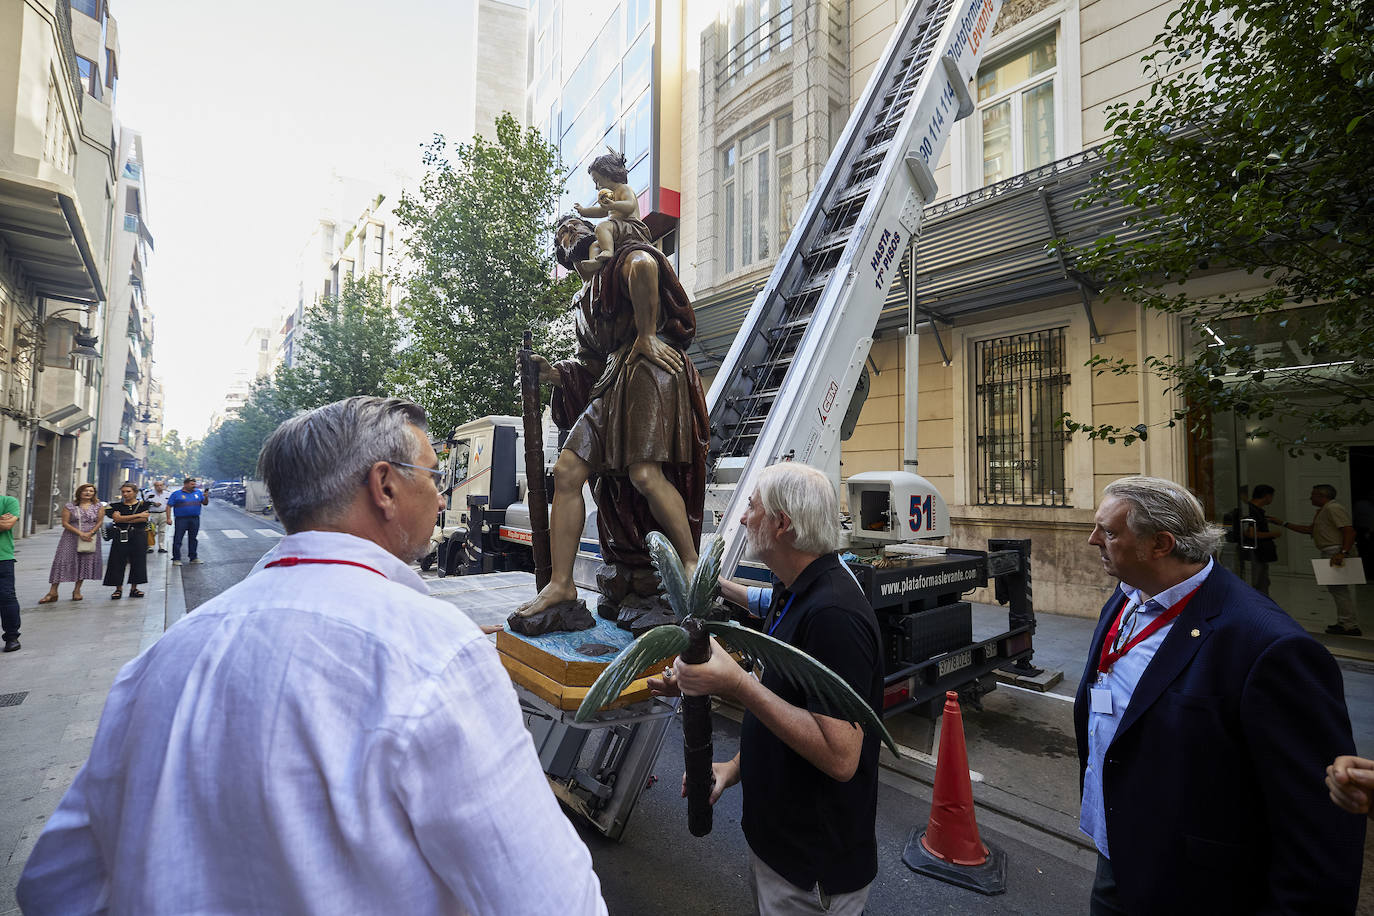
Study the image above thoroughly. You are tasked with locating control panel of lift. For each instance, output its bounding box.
[846,470,952,543]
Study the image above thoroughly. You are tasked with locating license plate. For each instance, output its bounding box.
[937,650,973,678]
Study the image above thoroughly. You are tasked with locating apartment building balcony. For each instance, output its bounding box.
[0,0,104,305]
[38,364,96,434]
[0,176,104,304]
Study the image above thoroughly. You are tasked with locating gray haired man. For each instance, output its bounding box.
[18,397,606,915]
[1076,476,1362,914]
[657,462,884,915]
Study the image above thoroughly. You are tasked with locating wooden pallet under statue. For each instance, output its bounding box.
[495,615,659,711]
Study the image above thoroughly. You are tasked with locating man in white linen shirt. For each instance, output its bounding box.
[17,396,607,915]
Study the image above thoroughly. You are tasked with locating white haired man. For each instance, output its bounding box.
[18,397,606,915]
[656,462,883,915]
[1077,476,1363,915]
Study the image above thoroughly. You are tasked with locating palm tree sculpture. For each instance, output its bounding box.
[575,531,898,837]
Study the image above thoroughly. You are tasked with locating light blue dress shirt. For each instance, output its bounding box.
[1080,558,1213,857]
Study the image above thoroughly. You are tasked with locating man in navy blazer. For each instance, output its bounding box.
[1075,476,1364,915]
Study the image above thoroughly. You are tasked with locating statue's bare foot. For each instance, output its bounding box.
[514,582,580,618]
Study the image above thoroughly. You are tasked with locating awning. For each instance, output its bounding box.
[896,146,1144,335]
[0,171,104,303]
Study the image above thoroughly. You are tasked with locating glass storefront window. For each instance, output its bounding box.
[1188,307,1372,637]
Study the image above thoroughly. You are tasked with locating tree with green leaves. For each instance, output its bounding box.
[146,429,200,480]
[277,274,401,411]
[195,379,297,480]
[1066,0,1373,456]
[392,113,579,436]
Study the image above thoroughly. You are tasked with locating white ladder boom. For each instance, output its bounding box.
[704,0,1001,574]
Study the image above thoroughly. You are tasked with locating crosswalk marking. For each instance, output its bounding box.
[254,529,283,538]
[221,530,248,539]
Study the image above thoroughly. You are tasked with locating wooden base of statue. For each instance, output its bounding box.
[495,616,661,712]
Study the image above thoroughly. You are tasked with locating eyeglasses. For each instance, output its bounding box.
[387,460,444,485]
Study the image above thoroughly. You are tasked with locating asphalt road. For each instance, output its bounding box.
[177,502,284,611]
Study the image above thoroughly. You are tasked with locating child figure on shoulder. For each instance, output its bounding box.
[573,148,651,275]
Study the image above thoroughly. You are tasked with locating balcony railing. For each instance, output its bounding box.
[716,4,795,92]
[54,0,83,115]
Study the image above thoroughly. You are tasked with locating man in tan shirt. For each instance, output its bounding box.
[1283,484,1360,635]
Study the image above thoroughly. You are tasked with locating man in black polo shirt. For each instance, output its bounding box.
[667,462,883,914]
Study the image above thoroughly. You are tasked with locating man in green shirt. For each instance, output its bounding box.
[0,494,21,652]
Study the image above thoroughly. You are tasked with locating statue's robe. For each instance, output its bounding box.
[551,242,709,568]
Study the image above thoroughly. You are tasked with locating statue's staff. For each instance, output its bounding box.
[518,330,552,591]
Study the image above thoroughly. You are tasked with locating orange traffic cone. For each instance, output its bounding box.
[902,690,1007,895]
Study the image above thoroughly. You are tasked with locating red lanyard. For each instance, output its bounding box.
[1098,586,1199,675]
[264,557,386,578]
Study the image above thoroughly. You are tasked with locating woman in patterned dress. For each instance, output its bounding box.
[39,484,103,603]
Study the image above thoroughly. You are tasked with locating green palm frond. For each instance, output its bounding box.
[706,620,898,756]
[687,535,725,619]
[574,624,690,722]
[647,531,690,621]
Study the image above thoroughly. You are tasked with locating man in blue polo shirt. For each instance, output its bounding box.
[167,477,209,566]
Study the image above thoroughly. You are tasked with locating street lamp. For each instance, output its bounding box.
[37,305,101,369]
[70,331,100,366]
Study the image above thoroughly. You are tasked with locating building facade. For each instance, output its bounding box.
[677,0,1369,641]
[527,0,683,255]
[96,126,155,496]
[476,0,529,140]
[283,190,396,370]
[0,0,112,533]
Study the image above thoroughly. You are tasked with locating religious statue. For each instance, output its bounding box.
[572,148,651,274]
[507,198,709,637]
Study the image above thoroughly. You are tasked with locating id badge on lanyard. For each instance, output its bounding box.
[1091,586,1199,717]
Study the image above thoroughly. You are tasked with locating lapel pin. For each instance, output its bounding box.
[1190,628,1200,637]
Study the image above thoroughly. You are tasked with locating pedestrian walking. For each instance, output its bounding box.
[16,397,606,915]
[103,483,150,600]
[1076,475,1363,914]
[0,492,20,653]
[1281,484,1362,635]
[167,476,208,566]
[39,484,103,603]
[142,479,170,553]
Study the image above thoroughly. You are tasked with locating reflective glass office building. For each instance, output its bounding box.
[527,0,682,249]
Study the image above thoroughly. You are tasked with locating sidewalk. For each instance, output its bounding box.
[0,524,185,914]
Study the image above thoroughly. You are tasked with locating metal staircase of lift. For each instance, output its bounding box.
[705,0,1003,573]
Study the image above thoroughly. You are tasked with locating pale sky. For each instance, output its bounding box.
[113,0,482,439]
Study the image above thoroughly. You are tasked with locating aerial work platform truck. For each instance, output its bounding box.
[428,0,1037,840]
